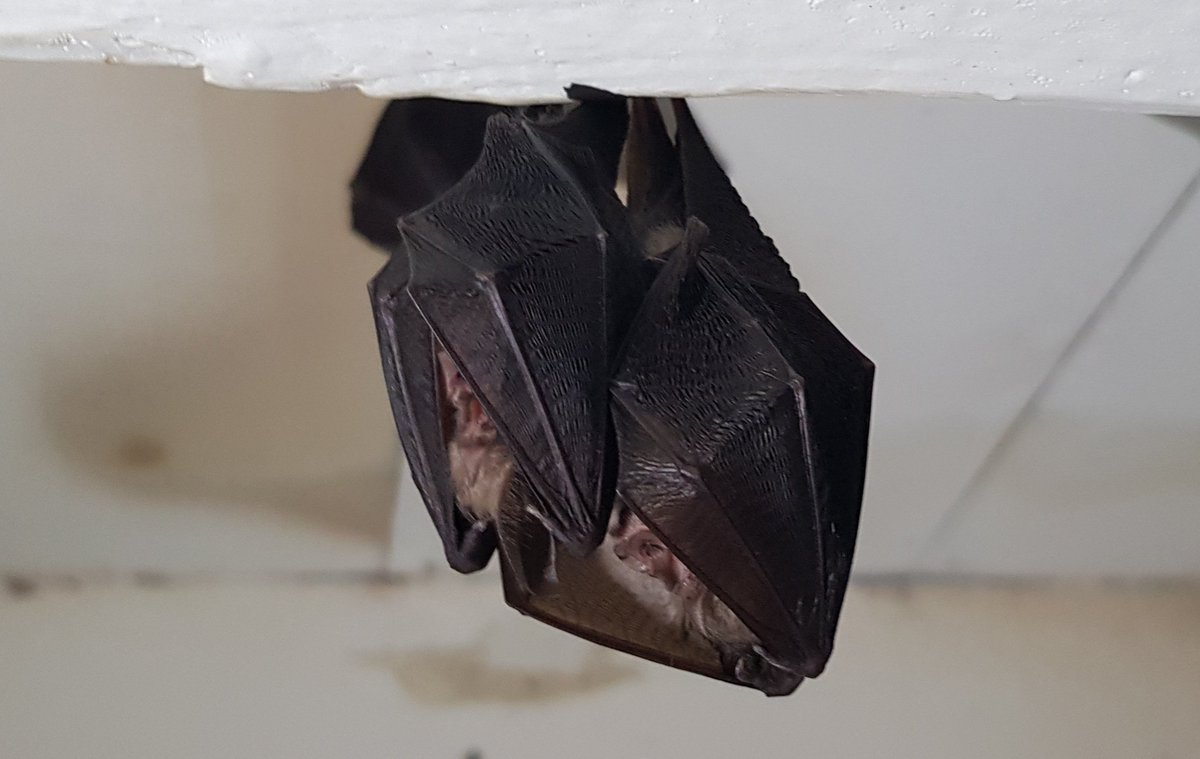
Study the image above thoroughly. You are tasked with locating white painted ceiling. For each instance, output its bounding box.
[1,62,1197,578]
[4,0,1200,115]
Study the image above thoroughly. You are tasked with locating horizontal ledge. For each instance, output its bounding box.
[3,0,1200,115]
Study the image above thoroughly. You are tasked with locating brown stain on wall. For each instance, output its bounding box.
[24,67,399,543]
[4,576,37,599]
[116,436,169,469]
[361,644,640,706]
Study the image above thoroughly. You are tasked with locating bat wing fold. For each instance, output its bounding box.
[613,219,873,687]
[369,250,498,573]
[404,110,638,554]
[351,98,500,248]
[670,99,800,290]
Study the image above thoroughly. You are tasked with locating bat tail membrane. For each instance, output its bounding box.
[670,99,800,291]
[404,108,639,556]
[368,248,498,573]
[350,98,501,249]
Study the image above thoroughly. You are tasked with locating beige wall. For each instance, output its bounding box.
[1,62,1198,757]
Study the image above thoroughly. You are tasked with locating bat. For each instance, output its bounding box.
[616,101,874,692]
[351,90,874,695]
[357,92,640,573]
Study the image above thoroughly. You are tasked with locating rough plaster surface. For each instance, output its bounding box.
[2,0,1200,113]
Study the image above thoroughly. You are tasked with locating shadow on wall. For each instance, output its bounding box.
[9,64,399,541]
[1159,114,1200,142]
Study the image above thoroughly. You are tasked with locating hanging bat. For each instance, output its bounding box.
[489,98,874,695]
[355,91,640,572]
[351,90,874,695]
[627,102,875,690]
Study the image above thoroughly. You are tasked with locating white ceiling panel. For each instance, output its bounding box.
[919,169,1200,576]
[690,95,1200,572]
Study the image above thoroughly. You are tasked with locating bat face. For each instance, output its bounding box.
[353,91,874,696]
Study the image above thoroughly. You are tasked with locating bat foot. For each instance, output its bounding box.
[722,645,805,697]
[802,653,828,679]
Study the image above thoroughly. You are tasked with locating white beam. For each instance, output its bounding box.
[1,0,1199,113]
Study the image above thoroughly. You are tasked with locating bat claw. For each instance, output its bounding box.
[730,647,805,697]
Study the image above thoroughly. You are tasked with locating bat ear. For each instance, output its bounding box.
[351,98,501,248]
[670,99,799,289]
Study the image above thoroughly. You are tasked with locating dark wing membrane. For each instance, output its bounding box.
[545,86,629,190]
[666,98,874,664]
[351,98,501,249]
[612,223,818,675]
[369,250,497,573]
[613,217,873,682]
[670,99,799,290]
[533,97,648,359]
[670,96,875,654]
[404,110,639,555]
[742,284,874,650]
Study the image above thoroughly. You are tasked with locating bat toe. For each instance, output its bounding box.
[802,652,828,679]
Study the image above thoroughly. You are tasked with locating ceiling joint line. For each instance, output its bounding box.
[916,165,1200,559]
